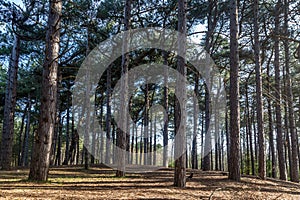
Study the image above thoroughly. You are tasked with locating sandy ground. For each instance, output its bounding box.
[0,165,299,199]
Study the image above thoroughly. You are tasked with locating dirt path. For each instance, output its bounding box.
[0,166,299,199]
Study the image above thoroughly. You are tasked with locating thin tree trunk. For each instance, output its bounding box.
[22,94,32,167]
[228,0,241,181]
[116,0,131,177]
[55,114,63,166]
[203,87,211,171]
[266,49,276,178]
[274,0,287,181]
[245,88,250,175]
[149,113,153,165]
[91,106,97,164]
[174,0,187,188]
[135,125,138,165]
[143,84,149,165]
[105,64,112,164]
[99,102,104,163]
[1,34,20,170]
[163,51,169,168]
[153,114,157,165]
[131,124,135,164]
[192,73,199,169]
[28,0,62,181]
[284,0,299,182]
[253,0,266,180]
[139,122,143,165]
[18,101,29,166]
[63,90,71,165]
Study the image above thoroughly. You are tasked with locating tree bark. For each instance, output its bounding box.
[28,0,62,181]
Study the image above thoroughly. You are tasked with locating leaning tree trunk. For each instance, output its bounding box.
[228,0,241,181]
[1,34,20,170]
[174,0,187,188]
[274,0,287,181]
[253,0,266,180]
[28,0,62,181]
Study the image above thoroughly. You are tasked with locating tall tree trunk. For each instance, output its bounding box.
[28,0,62,181]
[116,0,131,177]
[130,123,134,164]
[163,51,169,167]
[18,101,29,166]
[139,122,143,165]
[274,0,287,181]
[267,49,276,178]
[203,87,211,171]
[245,85,250,175]
[143,84,149,165]
[203,0,215,172]
[153,114,157,165]
[174,0,187,188]
[63,90,71,165]
[253,0,266,180]
[22,94,32,167]
[191,73,199,169]
[135,125,138,165]
[105,64,112,164]
[1,34,20,170]
[99,102,104,163]
[91,106,97,164]
[83,24,92,170]
[284,0,299,182]
[149,113,153,165]
[68,114,76,165]
[55,114,63,166]
[228,0,241,181]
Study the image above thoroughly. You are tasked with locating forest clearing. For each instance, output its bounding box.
[0,165,300,199]
[1,0,300,199]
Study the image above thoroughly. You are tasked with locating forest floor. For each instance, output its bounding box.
[0,165,299,199]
